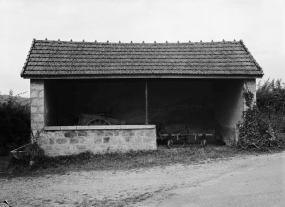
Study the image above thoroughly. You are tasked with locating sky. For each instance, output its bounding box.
[0,0,284,97]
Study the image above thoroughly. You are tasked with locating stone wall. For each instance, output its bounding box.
[30,79,45,135]
[38,126,157,156]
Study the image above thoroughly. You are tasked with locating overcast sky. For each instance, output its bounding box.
[0,0,284,97]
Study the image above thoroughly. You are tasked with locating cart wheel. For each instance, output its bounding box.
[87,118,111,125]
[167,140,173,149]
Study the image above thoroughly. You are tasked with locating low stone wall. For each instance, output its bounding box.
[38,125,157,156]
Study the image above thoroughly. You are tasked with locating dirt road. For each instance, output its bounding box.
[1,152,284,206]
[157,151,285,207]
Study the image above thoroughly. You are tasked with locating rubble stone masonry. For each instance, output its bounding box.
[38,126,157,156]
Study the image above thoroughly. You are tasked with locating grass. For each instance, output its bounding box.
[0,145,271,178]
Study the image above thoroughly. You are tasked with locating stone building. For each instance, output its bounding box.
[21,39,263,156]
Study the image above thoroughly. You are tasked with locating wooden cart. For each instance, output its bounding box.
[78,113,126,125]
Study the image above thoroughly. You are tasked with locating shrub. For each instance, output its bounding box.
[237,81,285,151]
[0,90,31,155]
[257,79,285,133]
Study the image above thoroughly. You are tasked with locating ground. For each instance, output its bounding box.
[1,150,285,207]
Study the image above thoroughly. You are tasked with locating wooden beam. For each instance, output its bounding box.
[145,79,148,124]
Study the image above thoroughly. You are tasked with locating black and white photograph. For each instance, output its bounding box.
[0,0,284,206]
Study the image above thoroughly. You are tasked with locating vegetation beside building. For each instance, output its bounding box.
[237,79,285,150]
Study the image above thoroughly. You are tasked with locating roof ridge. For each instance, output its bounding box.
[34,39,240,44]
[239,40,263,73]
[20,38,36,77]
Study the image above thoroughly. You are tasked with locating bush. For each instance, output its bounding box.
[0,90,31,155]
[237,80,285,151]
[257,79,285,133]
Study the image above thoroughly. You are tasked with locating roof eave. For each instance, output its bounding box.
[21,74,264,80]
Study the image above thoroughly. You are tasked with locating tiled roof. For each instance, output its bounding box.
[20,39,263,78]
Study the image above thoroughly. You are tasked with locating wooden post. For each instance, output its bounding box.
[145,79,148,124]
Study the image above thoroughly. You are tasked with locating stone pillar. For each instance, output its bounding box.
[31,79,44,135]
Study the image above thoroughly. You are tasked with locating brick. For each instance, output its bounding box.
[121,130,135,136]
[124,137,132,142]
[109,137,118,144]
[31,80,44,90]
[31,113,44,123]
[31,122,44,130]
[30,90,39,98]
[94,137,102,144]
[134,136,143,143]
[78,137,87,144]
[56,138,68,144]
[143,136,155,143]
[49,138,55,144]
[78,131,87,137]
[76,145,87,150]
[91,144,106,153]
[63,151,76,156]
[145,130,155,137]
[135,144,145,150]
[104,131,113,136]
[31,106,38,113]
[117,137,125,144]
[38,105,44,113]
[70,138,79,144]
[31,98,44,107]
[60,145,70,150]
[94,130,104,136]
[103,137,110,143]
[38,90,44,98]
[144,143,157,150]
[136,130,145,137]
[87,132,96,138]
[64,131,77,138]
[54,131,64,137]
[113,130,120,136]
[44,146,52,151]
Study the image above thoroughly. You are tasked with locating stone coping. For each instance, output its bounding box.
[44,125,156,131]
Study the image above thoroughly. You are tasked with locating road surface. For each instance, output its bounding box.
[1,151,285,206]
[157,152,285,207]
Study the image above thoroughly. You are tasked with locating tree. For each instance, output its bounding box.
[0,90,31,155]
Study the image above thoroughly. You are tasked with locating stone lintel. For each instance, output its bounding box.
[61,126,77,130]
[44,125,156,131]
[44,126,61,130]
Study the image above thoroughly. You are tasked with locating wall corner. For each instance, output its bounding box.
[30,79,45,135]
